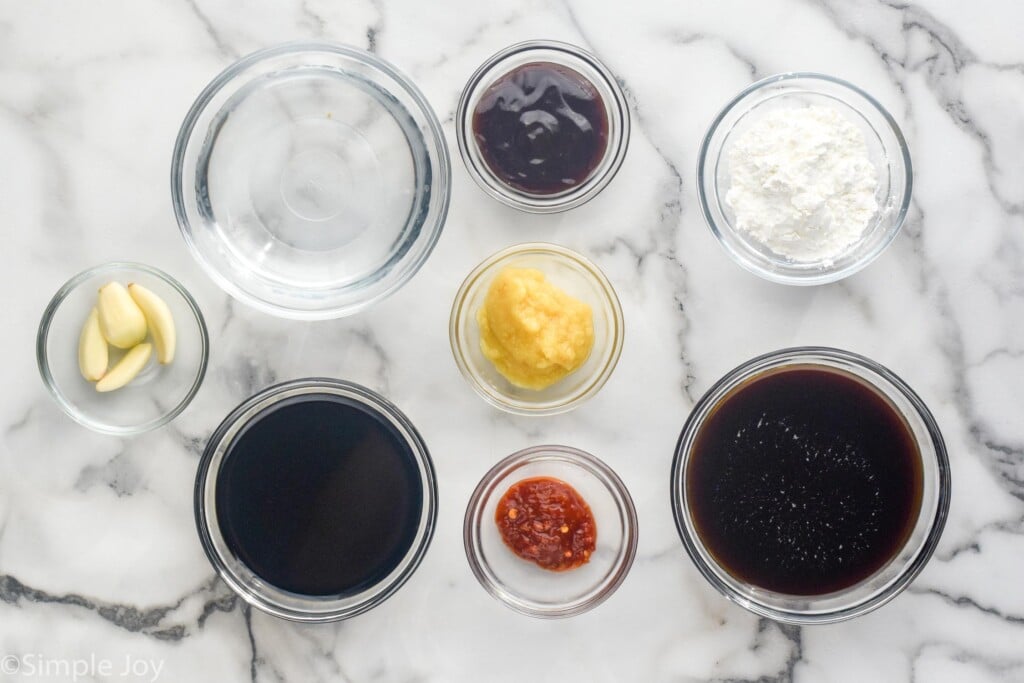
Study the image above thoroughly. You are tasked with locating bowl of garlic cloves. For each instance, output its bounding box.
[36,262,209,435]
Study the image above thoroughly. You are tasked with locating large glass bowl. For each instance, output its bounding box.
[172,42,451,319]
[36,262,209,435]
[697,73,912,285]
[670,347,950,624]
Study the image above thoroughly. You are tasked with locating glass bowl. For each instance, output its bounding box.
[194,378,438,622]
[464,445,638,618]
[171,42,451,319]
[449,243,624,416]
[670,347,950,624]
[697,73,912,285]
[36,262,209,435]
[456,40,630,213]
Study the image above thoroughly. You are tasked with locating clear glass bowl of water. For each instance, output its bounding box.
[172,42,451,319]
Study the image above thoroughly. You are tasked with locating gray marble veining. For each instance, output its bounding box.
[1,1,1022,681]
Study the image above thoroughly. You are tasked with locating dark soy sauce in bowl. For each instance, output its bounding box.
[686,365,923,595]
[215,393,424,597]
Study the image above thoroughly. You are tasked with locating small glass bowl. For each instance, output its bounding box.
[670,347,950,624]
[456,40,630,213]
[172,42,451,319]
[194,378,438,622]
[36,262,209,435]
[464,445,638,618]
[449,243,624,416]
[697,73,913,285]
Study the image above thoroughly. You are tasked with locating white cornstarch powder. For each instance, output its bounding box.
[725,106,879,264]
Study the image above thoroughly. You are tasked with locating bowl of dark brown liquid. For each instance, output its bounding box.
[671,347,950,624]
[195,378,437,622]
[456,40,630,213]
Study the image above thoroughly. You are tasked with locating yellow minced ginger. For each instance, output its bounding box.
[477,267,594,390]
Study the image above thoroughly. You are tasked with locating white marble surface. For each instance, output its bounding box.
[2,0,1023,681]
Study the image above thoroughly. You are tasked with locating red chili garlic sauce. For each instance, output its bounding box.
[495,476,597,571]
[471,62,609,195]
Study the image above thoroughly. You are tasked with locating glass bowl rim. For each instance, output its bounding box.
[463,444,639,618]
[170,40,452,320]
[448,242,625,416]
[35,261,210,435]
[669,346,951,624]
[455,39,631,214]
[193,377,439,623]
[696,71,914,286]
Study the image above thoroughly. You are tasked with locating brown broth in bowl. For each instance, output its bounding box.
[686,365,923,595]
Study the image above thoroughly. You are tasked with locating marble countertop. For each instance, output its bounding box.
[3,1,1023,681]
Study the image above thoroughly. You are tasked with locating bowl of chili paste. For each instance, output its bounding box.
[463,445,637,617]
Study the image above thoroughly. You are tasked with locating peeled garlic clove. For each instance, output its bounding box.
[128,283,176,364]
[95,343,152,393]
[78,307,108,381]
[97,282,147,349]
